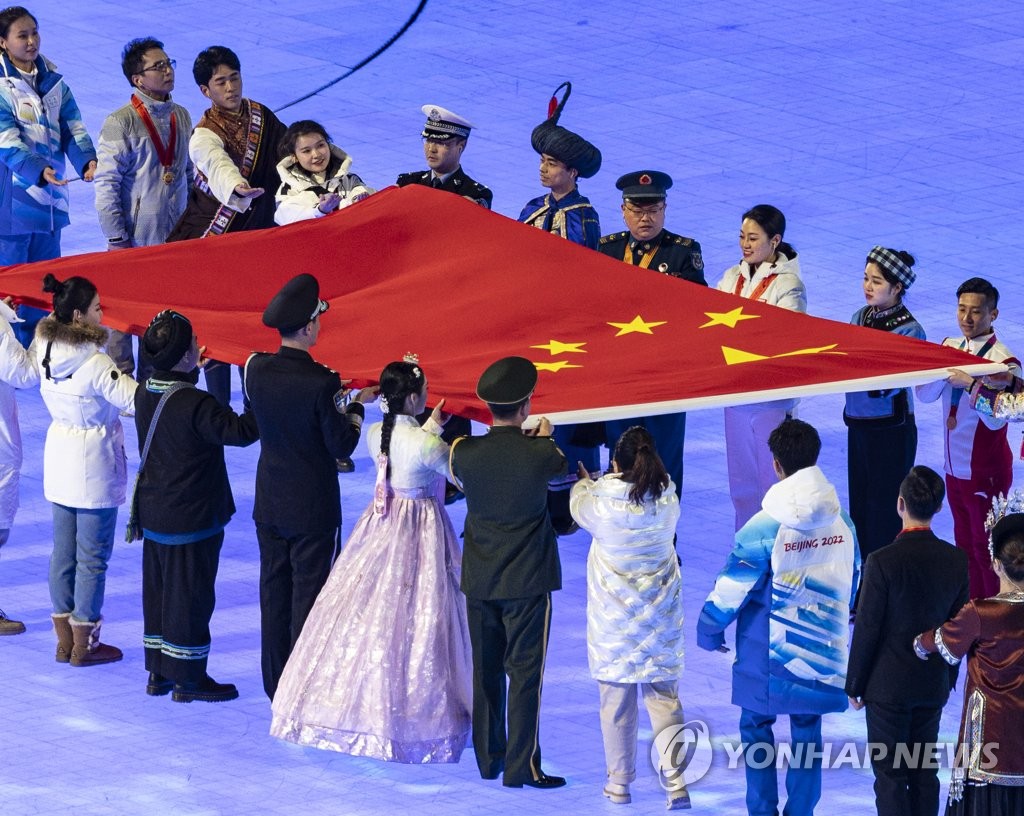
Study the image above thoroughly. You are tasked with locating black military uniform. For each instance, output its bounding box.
[450,357,567,789]
[396,166,492,208]
[598,228,706,285]
[244,275,366,700]
[600,171,706,501]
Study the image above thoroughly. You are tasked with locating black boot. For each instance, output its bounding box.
[172,674,239,703]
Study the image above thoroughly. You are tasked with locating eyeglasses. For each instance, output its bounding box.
[624,203,665,219]
[139,59,176,74]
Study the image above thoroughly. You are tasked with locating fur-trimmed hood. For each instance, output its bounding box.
[276,144,354,189]
[35,316,109,380]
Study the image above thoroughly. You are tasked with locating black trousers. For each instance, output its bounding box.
[256,523,338,700]
[142,531,224,684]
[865,700,943,816]
[465,593,552,784]
[848,421,917,563]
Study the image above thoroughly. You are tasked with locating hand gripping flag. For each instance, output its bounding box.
[0,186,1003,423]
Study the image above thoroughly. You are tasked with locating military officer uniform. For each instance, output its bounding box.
[244,274,366,700]
[398,106,491,497]
[396,104,493,208]
[597,229,706,285]
[601,171,707,501]
[450,357,568,790]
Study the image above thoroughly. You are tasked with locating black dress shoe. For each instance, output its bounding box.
[146,672,174,696]
[336,457,355,473]
[172,674,239,703]
[504,773,566,789]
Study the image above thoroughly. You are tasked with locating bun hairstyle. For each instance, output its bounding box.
[742,204,796,260]
[41,273,98,324]
[993,525,1024,584]
[612,425,670,505]
[377,361,427,473]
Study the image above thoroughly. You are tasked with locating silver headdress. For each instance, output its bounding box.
[985,490,1024,558]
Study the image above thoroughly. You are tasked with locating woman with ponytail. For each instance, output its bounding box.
[570,426,690,810]
[271,359,472,764]
[33,272,137,668]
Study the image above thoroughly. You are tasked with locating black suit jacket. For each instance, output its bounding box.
[451,427,566,600]
[396,166,493,208]
[245,347,364,531]
[845,529,969,705]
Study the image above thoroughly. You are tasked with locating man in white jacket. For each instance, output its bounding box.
[94,37,192,376]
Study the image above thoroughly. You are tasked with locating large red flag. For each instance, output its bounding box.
[0,186,1001,423]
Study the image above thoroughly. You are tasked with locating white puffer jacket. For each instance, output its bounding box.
[274,144,374,225]
[571,473,684,683]
[33,317,137,508]
[0,302,39,527]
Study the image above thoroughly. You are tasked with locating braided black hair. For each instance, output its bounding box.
[377,361,426,477]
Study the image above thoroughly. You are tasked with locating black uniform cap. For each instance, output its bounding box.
[530,82,602,179]
[476,356,538,404]
[263,273,329,333]
[617,170,673,201]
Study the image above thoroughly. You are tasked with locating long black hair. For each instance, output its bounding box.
[41,273,97,324]
[378,360,426,475]
[612,425,670,505]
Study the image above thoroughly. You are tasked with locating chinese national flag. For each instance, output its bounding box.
[0,186,1000,423]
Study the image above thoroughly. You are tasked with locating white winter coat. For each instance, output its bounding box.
[571,473,684,683]
[274,144,374,225]
[33,317,137,508]
[0,301,39,527]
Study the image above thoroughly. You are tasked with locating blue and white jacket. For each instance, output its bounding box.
[0,52,95,235]
[697,465,860,715]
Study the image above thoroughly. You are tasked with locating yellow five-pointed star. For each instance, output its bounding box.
[530,340,587,355]
[533,360,581,372]
[700,307,760,329]
[608,315,667,337]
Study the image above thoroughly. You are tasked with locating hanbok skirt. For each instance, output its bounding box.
[270,485,472,763]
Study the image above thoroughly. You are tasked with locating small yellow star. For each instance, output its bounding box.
[534,360,582,373]
[721,343,845,365]
[530,340,587,355]
[700,307,760,329]
[608,315,667,337]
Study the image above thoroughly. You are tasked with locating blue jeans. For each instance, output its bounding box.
[740,708,822,816]
[49,504,118,623]
[0,231,61,347]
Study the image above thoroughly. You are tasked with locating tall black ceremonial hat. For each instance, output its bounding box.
[530,82,602,179]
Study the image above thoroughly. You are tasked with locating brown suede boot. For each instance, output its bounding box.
[69,618,123,667]
[51,612,73,663]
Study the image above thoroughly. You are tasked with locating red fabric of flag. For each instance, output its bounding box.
[0,186,1000,423]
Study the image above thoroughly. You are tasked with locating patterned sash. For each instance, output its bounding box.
[193,101,267,237]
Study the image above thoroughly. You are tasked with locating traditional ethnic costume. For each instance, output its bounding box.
[167,98,285,240]
[919,594,1024,814]
[270,414,471,763]
[845,299,925,564]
